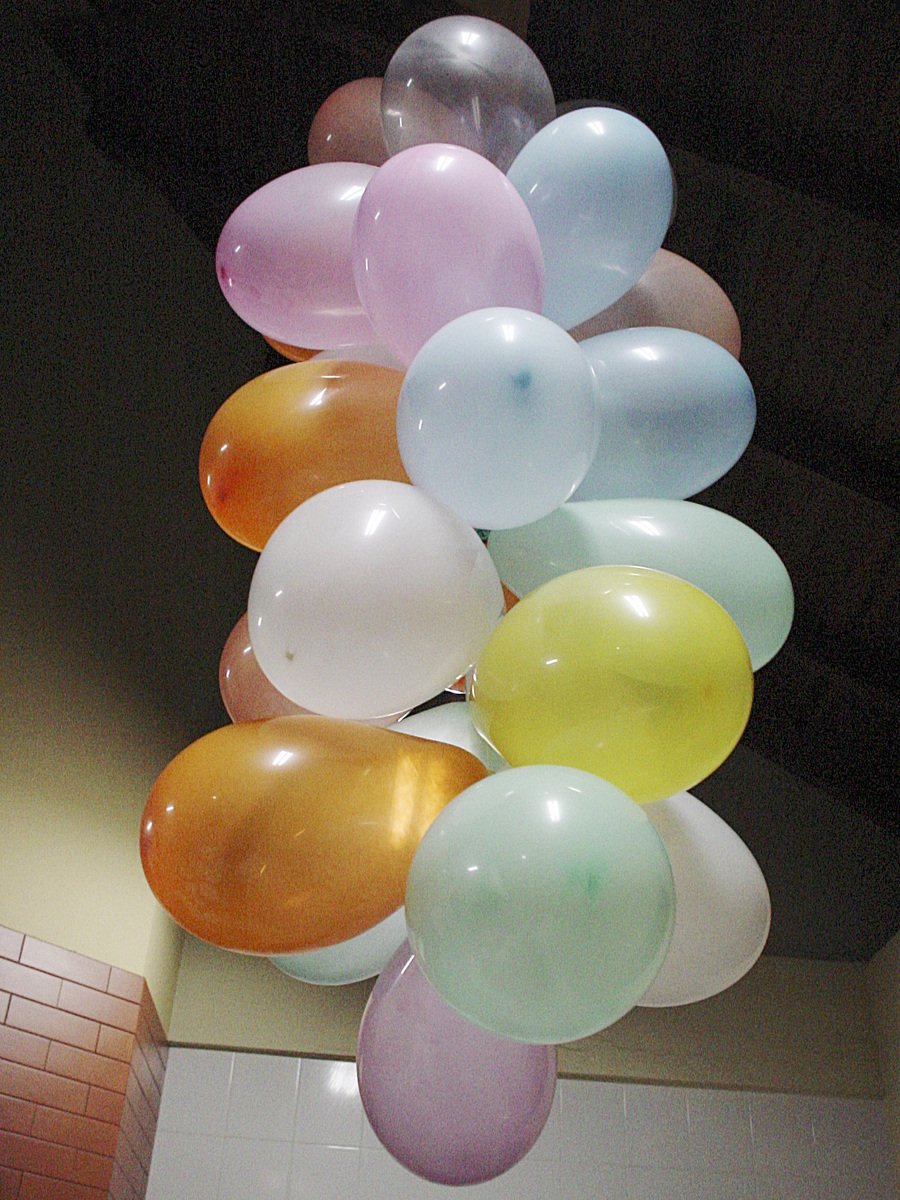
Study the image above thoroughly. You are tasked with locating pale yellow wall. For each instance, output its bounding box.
[866,930,900,1191]
[169,936,883,1099]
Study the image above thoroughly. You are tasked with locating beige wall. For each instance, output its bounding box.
[867,930,900,1191]
[169,936,883,1100]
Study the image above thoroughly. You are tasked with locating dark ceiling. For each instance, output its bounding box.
[9,1,899,961]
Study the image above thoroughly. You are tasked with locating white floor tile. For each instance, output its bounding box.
[219,1136,292,1200]
[560,1079,628,1165]
[687,1089,753,1174]
[295,1058,364,1147]
[146,1131,223,1200]
[627,1166,693,1200]
[226,1052,301,1141]
[559,1159,627,1200]
[625,1085,691,1171]
[156,1048,233,1136]
[290,1143,360,1200]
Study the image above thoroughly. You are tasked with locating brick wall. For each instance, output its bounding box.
[0,926,166,1199]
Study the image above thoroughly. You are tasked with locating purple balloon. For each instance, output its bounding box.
[216,163,377,348]
[357,941,556,1185]
[351,144,544,365]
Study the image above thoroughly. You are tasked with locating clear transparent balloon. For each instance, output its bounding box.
[381,16,556,172]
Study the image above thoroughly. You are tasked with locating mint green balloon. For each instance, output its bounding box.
[488,498,793,669]
[405,766,675,1044]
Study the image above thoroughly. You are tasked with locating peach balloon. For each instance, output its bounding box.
[219,613,409,726]
[263,335,319,362]
[199,360,409,551]
[308,77,389,167]
[140,716,488,954]
[569,249,742,358]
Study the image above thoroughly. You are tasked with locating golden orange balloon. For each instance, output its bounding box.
[140,716,487,954]
[199,360,410,550]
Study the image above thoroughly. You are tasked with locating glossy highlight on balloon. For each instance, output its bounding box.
[140,716,488,954]
[247,480,504,719]
[199,360,409,551]
[216,162,377,348]
[358,942,556,1184]
[381,16,555,172]
[351,143,544,365]
[468,565,754,803]
[488,499,793,670]
[405,766,675,1043]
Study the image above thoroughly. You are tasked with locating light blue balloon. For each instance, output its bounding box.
[572,327,756,500]
[488,498,793,669]
[390,700,508,773]
[507,108,673,329]
[270,907,406,985]
[397,307,600,530]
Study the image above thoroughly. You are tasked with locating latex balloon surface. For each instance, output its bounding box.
[572,327,756,500]
[488,499,793,669]
[218,613,409,727]
[140,716,487,954]
[468,566,753,803]
[397,308,600,529]
[640,792,770,1006]
[507,108,672,329]
[263,337,318,362]
[381,16,555,172]
[391,701,507,773]
[199,361,408,551]
[271,907,406,986]
[405,766,675,1043]
[352,144,544,365]
[216,163,376,348]
[310,343,403,369]
[358,942,556,1183]
[570,250,742,357]
[248,480,504,718]
[307,77,389,166]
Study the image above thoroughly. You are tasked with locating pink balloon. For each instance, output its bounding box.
[358,942,556,1185]
[570,249,742,358]
[307,78,389,167]
[351,144,544,365]
[218,614,408,727]
[216,163,377,348]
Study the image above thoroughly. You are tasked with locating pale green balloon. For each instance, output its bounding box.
[405,766,675,1044]
[488,498,793,669]
[270,906,406,985]
[390,701,508,773]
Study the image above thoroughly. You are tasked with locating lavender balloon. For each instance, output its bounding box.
[352,144,544,365]
[216,163,377,348]
[357,942,556,1185]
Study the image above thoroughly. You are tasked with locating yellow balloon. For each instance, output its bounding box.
[468,566,753,803]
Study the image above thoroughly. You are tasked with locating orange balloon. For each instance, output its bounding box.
[263,335,319,362]
[569,249,742,358]
[140,716,487,954]
[307,77,389,167]
[199,360,410,550]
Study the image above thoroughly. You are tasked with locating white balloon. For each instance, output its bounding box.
[640,791,770,1007]
[270,908,407,986]
[247,481,503,719]
[391,701,508,773]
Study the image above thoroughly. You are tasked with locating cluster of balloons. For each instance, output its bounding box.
[140,14,791,1187]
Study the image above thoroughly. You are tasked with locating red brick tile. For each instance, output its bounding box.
[124,1072,155,1131]
[6,1001,98,1055]
[0,1095,34,1136]
[129,1047,160,1117]
[0,993,9,1025]
[45,1046,128,1095]
[0,1165,21,1197]
[0,964,60,1009]
[108,1162,138,1200]
[118,1098,152,1173]
[83,1088,124,1126]
[19,944,109,996]
[56,986,137,1036]
[105,971,142,1006]
[0,1061,88,1116]
[94,1028,132,1065]
[0,930,23,964]
[111,1132,144,1195]
[31,1108,119,1158]
[0,1027,49,1072]
[140,987,166,1056]
[0,1132,112,1190]
[18,1176,106,1200]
